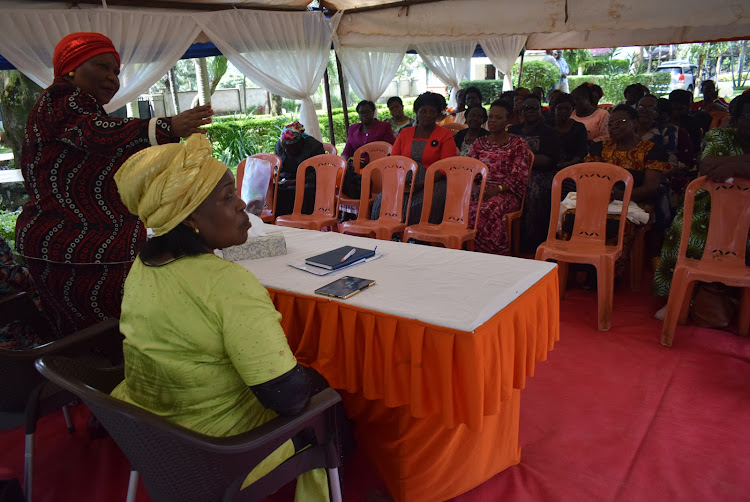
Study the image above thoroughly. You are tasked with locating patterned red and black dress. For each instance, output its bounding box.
[467,134,531,255]
[15,77,176,337]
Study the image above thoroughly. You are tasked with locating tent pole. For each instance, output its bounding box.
[323,69,336,145]
[336,53,350,134]
[516,48,525,89]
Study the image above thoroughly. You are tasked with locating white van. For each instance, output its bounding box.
[654,61,699,95]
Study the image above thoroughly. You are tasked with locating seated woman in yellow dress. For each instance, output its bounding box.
[111,134,333,500]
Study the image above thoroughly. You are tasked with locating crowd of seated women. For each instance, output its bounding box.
[6,32,747,502]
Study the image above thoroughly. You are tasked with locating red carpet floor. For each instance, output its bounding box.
[2,283,750,502]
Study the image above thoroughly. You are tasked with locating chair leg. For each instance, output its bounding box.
[328,467,342,502]
[24,433,33,501]
[630,227,645,292]
[662,269,690,347]
[557,261,569,301]
[739,288,750,337]
[595,262,614,331]
[511,218,520,257]
[62,404,75,433]
[677,279,696,325]
[126,471,139,502]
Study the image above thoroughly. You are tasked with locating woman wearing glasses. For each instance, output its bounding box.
[562,105,671,281]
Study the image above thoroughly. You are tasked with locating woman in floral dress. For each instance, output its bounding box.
[467,100,531,255]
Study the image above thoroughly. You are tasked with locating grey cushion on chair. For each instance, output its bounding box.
[35,355,344,502]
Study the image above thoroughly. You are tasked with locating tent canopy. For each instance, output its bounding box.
[1,0,746,49]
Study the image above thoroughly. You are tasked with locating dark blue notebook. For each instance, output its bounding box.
[305,246,376,270]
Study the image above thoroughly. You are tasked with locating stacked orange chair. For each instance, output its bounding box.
[338,141,393,216]
[322,143,338,155]
[402,156,488,250]
[535,162,634,331]
[340,156,418,241]
[236,153,281,223]
[661,176,750,347]
[504,149,535,256]
[274,154,346,231]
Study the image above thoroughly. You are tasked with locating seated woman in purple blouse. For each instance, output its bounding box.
[341,100,396,163]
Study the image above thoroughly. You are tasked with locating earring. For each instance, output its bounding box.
[68,71,75,77]
[194,227,200,235]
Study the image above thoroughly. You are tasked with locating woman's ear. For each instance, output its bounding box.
[181,216,198,233]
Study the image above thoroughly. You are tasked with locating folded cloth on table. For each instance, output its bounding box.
[557,192,651,233]
[219,213,287,261]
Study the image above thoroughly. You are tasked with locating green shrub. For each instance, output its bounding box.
[205,99,417,163]
[511,61,560,93]
[0,209,19,249]
[205,115,290,169]
[584,59,631,75]
[567,72,671,102]
[459,80,503,104]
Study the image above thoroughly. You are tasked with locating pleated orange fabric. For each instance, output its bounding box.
[268,268,559,500]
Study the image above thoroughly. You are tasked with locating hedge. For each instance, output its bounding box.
[584,59,631,75]
[567,72,671,102]
[511,61,560,93]
[459,80,503,104]
[205,101,418,167]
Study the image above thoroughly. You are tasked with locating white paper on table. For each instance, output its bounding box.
[288,252,384,276]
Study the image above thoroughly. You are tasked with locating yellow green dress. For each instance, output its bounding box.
[111,253,329,499]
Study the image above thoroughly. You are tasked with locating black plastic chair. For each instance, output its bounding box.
[35,355,344,502]
[0,296,121,501]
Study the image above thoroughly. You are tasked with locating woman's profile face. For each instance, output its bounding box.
[187,170,251,250]
[71,53,120,105]
[487,105,509,133]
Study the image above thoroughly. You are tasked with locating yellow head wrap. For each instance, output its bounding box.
[115,134,228,237]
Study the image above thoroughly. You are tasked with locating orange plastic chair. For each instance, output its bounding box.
[236,153,281,223]
[339,156,418,241]
[323,143,338,155]
[707,110,730,130]
[339,141,393,215]
[402,156,488,250]
[274,154,346,231]
[535,162,634,331]
[505,149,535,257]
[660,176,750,347]
[441,122,468,136]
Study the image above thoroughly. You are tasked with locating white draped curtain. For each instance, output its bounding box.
[479,35,527,91]
[415,40,475,108]
[196,10,341,141]
[333,42,406,116]
[0,9,201,113]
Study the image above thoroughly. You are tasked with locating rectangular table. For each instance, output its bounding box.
[235,225,560,501]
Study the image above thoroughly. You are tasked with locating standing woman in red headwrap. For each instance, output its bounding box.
[15,32,214,338]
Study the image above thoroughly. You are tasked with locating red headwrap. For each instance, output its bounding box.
[53,32,121,78]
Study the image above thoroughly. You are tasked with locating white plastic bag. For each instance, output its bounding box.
[240,157,272,216]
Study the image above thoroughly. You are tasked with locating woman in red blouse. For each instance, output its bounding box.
[371,92,457,225]
[15,32,213,337]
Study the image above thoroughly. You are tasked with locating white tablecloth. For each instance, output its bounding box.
[234,224,556,332]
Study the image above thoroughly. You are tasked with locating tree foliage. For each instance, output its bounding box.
[511,61,559,91]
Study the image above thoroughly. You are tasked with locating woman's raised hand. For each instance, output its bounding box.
[171,104,214,138]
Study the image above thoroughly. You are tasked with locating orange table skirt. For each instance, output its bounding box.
[268,268,559,500]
